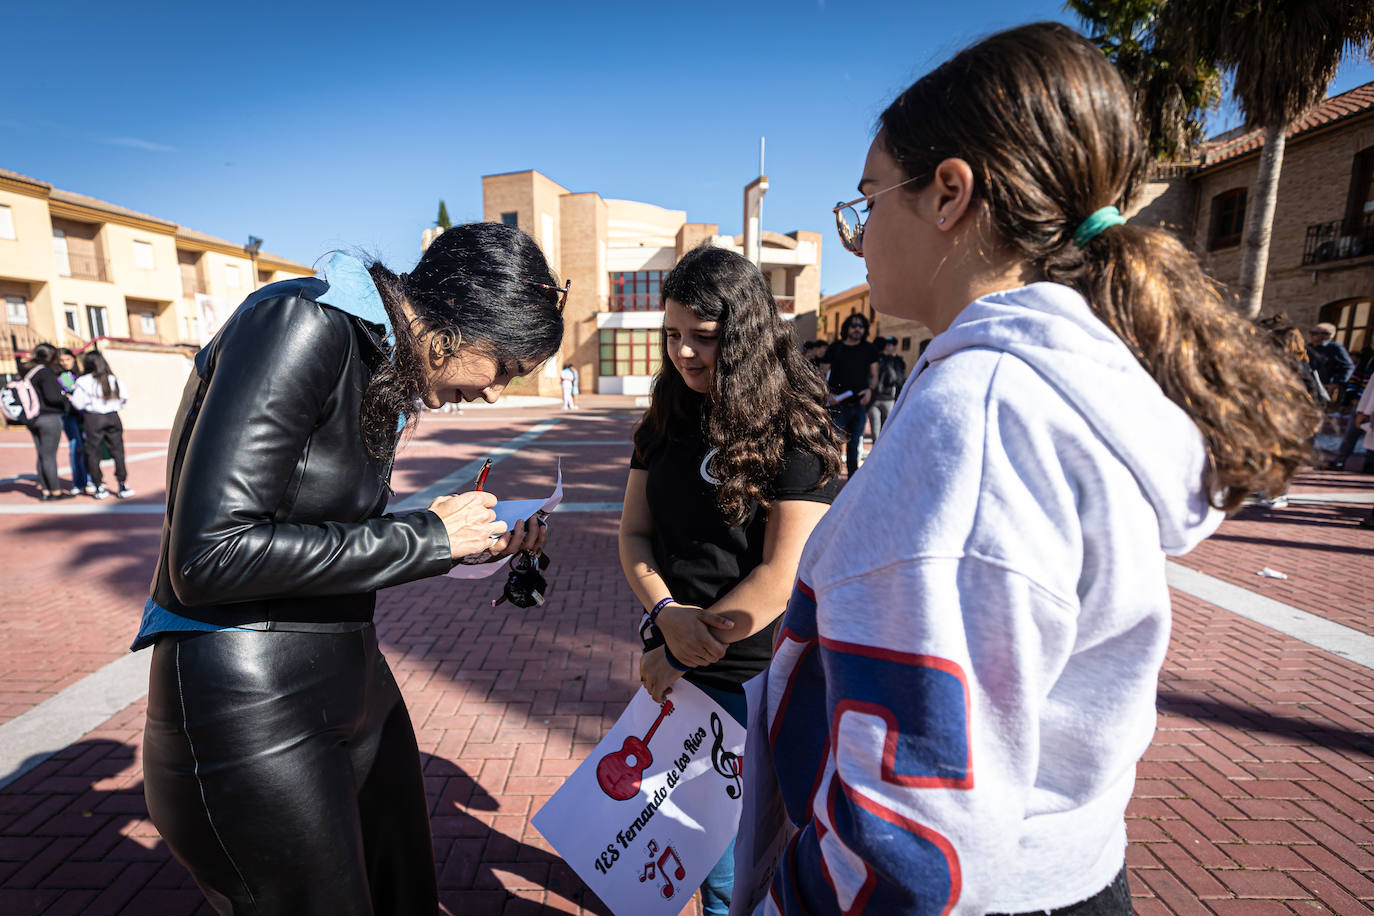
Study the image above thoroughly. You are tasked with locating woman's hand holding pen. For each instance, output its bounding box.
[655,603,734,667]
[429,491,508,559]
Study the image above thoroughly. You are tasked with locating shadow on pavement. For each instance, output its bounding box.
[1158,691,1374,758]
[0,738,604,914]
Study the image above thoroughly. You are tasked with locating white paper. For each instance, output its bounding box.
[532,681,746,916]
[730,670,792,916]
[444,460,563,580]
[830,389,854,404]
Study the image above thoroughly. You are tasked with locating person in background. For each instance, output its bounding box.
[620,244,841,916]
[1307,322,1354,402]
[820,314,879,475]
[71,351,133,499]
[21,343,73,501]
[56,347,91,496]
[560,362,580,409]
[762,22,1318,915]
[867,335,906,441]
[1355,379,1374,527]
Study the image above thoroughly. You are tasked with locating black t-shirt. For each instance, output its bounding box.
[823,340,880,396]
[630,413,839,693]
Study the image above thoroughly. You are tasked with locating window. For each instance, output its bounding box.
[139,312,157,335]
[133,240,155,269]
[53,229,71,276]
[225,264,240,289]
[598,328,661,377]
[63,303,80,334]
[1208,188,1247,250]
[86,305,109,338]
[501,212,518,228]
[901,337,912,351]
[1320,298,1372,354]
[608,270,668,311]
[5,296,28,325]
[0,204,13,240]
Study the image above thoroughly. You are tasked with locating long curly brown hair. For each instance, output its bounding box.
[633,245,841,526]
[879,22,1319,511]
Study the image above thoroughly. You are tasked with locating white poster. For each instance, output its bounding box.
[532,681,746,915]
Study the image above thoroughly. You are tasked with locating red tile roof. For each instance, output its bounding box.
[1200,80,1374,170]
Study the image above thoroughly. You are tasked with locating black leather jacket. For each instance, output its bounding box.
[148,279,452,628]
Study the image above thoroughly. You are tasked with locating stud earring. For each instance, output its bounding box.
[938,217,946,225]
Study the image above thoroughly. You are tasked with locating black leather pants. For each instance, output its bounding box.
[142,625,438,915]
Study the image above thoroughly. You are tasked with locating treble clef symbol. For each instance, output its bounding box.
[708,711,743,799]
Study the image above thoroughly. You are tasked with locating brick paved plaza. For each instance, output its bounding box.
[0,397,1371,915]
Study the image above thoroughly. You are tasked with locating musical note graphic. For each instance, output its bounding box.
[654,845,686,899]
[708,711,743,799]
[596,700,674,800]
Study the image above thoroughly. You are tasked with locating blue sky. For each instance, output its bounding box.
[6,0,1373,297]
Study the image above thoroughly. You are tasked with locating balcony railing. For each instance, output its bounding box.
[608,293,662,312]
[61,252,109,282]
[607,293,797,313]
[1303,214,1374,266]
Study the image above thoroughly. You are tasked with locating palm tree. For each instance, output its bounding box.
[1074,1,1374,318]
[1069,0,1222,161]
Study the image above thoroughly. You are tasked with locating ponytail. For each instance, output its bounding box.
[879,22,1319,512]
[1074,226,1318,511]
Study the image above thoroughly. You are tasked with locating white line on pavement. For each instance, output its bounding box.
[0,502,164,515]
[390,418,561,512]
[0,650,152,789]
[1166,562,1374,669]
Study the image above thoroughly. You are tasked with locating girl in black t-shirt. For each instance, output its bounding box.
[619,244,841,916]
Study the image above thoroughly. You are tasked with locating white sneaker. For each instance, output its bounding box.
[116,486,135,499]
[69,487,83,496]
[84,482,96,495]
[92,486,110,500]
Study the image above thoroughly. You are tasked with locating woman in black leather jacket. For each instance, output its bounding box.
[139,223,564,915]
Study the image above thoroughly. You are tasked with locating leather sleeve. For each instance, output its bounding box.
[167,296,453,607]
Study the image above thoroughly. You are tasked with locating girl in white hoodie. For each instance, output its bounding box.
[757,22,1318,916]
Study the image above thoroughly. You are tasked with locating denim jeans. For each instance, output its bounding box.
[62,412,88,489]
[832,400,867,476]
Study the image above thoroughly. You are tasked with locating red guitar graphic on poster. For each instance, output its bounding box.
[596,700,674,800]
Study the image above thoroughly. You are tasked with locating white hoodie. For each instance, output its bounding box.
[763,283,1222,915]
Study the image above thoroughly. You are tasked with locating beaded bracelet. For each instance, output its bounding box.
[648,596,674,625]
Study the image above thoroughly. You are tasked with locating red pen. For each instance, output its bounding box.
[474,459,492,492]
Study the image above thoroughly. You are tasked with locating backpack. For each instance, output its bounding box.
[0,367,43,423]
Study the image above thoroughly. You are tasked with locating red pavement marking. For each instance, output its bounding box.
[1,408,1370,914]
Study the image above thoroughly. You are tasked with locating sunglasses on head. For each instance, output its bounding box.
[535,279,572,312]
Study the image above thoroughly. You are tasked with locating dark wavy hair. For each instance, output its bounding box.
[633,245,841,526]
[361,223,565,457]
[878,22,1319,510]
[80,351,121,401]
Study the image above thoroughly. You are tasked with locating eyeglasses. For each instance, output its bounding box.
[832,175,921,256]
[535,279,572,312]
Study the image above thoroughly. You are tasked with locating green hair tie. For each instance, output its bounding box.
[1073,206,1126,247]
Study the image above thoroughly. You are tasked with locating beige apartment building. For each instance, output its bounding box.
[477,169,822,396]
[0,167,311,366]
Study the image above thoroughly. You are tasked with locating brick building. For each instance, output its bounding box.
[1138,81,1374,355]
[472,169,822,397]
